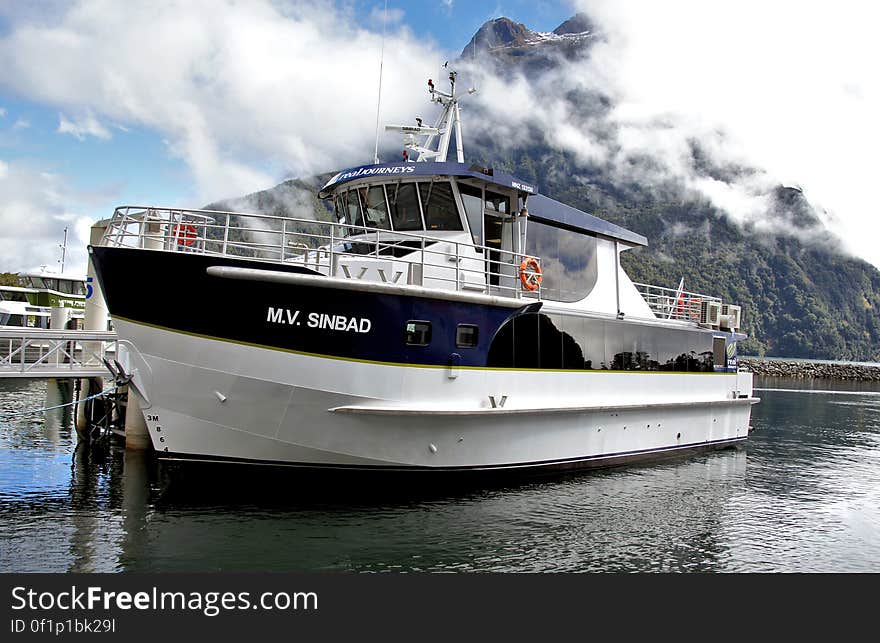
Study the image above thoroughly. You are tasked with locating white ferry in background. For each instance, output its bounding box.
[89,71,758,473]
[0,268,88,329]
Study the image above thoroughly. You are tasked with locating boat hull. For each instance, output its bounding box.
[90,245,755,472]
[119,318,754,471]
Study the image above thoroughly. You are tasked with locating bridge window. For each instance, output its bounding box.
[419,182,462,231]
[388,182,423,231]
[404,321,432,346]
[356,185,391,230]
[458,184,483,246]
[337,190,364,228]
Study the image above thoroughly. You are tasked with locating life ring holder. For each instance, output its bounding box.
[172,223,198,247]
[519,257,542,291]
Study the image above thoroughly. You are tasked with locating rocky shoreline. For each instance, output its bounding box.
[739,358,880,381]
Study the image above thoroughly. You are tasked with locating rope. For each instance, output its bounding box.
[0,384,122,421]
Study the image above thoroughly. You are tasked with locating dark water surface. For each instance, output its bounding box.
[1,376,878,572]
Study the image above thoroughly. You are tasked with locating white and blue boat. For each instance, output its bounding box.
[90,72,757,472]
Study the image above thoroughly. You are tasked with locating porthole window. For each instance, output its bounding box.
[405,321,432,346]
[456,324,479,348]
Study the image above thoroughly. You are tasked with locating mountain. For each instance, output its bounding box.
[459,15,597,72]
[209,15,880,362]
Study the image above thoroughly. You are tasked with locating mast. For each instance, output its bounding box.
[385,66,475,163]
[59,227,68,273]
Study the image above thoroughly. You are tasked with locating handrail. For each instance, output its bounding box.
[99,206,542,300]
[0,328,118,377]
[632,282,721,322]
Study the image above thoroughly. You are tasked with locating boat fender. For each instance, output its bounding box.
[519,257,542,291]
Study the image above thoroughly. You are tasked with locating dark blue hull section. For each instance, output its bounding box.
[90,246,526,367]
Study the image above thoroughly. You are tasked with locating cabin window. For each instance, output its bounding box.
[356,185,391,230]
[419,182,462,231]
[0,290,27,302]
[526,220,598,302]
[388,182,423,231]
[485,191,509,215]
[404,321,432,346]
[458,184,483,247]
[487,313,715,372]
[456,324,479,348]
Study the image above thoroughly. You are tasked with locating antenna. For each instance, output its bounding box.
[372,0,389,164]
[59,226,68,273]
[385,66,476,163]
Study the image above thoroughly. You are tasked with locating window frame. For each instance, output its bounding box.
[455,324,479,349]
[404,320,432,346]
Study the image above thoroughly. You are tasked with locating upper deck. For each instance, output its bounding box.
[95,68,742,333]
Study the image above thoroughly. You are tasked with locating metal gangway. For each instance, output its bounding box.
[0,328,118,379]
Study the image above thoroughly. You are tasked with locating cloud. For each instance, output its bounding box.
[579,0,880,268]
[0,159,103,274]
[369,6,405,26]
[0,0,445,203]
[0,107,6,118]
[57,112,111,140]
[458,1,880,269]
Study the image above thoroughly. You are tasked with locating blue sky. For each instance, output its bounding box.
[1,0,879,275]
[0,1,577,273]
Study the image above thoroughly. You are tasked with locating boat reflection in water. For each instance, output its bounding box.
[2,378,878,572]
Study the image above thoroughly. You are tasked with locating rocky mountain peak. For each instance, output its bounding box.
[553,13,595,36]
[460,17,535,58]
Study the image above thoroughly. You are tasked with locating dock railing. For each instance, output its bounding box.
[99,206,542,299]
[0,328,118,378]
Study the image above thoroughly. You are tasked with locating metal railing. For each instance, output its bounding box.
[100,206,542,299]
[633,282,722,323]
[0,328,118,378]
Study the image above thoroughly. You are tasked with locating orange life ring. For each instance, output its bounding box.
[172,223,197,246]
[519,257,542,291]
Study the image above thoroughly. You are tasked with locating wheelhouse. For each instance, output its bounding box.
[318,160,651,309]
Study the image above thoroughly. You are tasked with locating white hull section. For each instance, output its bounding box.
[120,320,755,471]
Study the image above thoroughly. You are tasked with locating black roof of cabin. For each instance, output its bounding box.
[319,161,647,247]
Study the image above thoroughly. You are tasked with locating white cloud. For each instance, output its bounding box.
[0,160,99,274]
[455,1,880,269]
[370,6,405,26]
[12,118,29,130]
[0,107,6,118]
[57,112,111,140]
[568,0,880,268]
[0,0,445,203]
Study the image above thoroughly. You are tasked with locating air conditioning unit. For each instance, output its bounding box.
[701,300,721,326]
[720,304,742,330]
